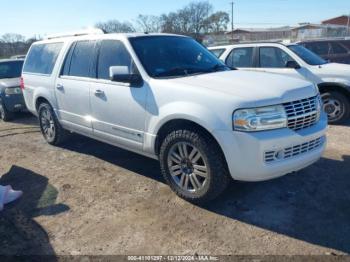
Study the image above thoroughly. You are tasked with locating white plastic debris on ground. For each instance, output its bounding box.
[0,185,22,211]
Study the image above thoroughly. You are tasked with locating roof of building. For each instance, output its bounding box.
[322,15,350,25]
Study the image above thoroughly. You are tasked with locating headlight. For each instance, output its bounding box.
[233,105,287,132]
[5,87,22,95]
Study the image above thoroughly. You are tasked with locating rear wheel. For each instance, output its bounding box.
[159,129,231,204]
[0,100,14,122]
[38,103,69,145]
[321,91,350,124]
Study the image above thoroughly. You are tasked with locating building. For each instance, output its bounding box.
[291,23,349,40]
[322,15,350,26]
[226,27,292,42]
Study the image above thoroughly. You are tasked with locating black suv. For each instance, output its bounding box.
[0,59,26,121]
[299,39,350,64]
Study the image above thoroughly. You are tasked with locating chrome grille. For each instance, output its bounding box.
[265,136,325,163]
[283,96,320,131]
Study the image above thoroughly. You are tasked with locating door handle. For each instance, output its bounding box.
[94,90,105,96]
[56,84,64,90]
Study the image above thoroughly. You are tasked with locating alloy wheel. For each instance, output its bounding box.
[167,142,208,193]
[40,108,56,140]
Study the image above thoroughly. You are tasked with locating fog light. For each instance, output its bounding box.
[275,150,285,160]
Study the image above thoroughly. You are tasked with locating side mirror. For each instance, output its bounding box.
[286,60,301,69]
[109,66,143,87]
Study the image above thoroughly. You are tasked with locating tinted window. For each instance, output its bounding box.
[226,48,254,68]
[330,42,347,54]
[61,43,75,76]
[259,47,295,68]
[68,41,96,78]
[130,36,229,78]
[305,42,330,56]
[0,61,24,79]
[210,48,226,58]
[23,43,63,75]
[98,40,134,80]
[288,45,327,66]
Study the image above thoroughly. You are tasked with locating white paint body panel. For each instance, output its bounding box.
[210,43,350,87]
[22,34,327,182]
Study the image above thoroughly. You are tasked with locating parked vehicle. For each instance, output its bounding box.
[298,39,350,65]
[22,31,327,203]
[0,59,26,121]
[210,43,350,124]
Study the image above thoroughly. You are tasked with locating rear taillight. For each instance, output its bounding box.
[20,77,25,90]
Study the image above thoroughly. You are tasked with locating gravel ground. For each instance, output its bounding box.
[0,113,349,256]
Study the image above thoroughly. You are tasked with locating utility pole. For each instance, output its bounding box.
[230,2,234,41]
[347,13,350,36]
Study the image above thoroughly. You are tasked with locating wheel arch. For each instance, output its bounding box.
[154,118,225,158]
[318,82,350,101]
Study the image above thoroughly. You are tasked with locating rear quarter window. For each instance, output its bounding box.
[210,48,226,58]
[23,42,63,75]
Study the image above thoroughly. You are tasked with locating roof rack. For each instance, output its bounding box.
[46,28,104,40]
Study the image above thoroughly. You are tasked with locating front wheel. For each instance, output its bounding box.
[159,129,231,204]
[321,91,350,124]
[38,103,69,145]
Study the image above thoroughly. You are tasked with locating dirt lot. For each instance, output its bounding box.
[0,113,349,256]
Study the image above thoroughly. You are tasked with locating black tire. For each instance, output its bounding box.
[321,91,350,124]
[0,100,14,122]
[38,102,69,145]
[159,129,231,204]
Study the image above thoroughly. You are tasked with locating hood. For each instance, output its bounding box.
[166,70,318,107]
[0,77,21,88]
[309,63,350,84]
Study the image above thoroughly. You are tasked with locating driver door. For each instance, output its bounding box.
[254,46,305,81]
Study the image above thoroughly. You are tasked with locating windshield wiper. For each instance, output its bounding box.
[154,67,200,78]
[209,63,235,72]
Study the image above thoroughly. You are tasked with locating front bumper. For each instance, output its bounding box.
[213,112,328,182]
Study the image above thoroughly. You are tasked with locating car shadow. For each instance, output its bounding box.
[9,112,38,126]
[61,134,164,184]
[0,166,70,257]
[61,134,350,253]
[202,155,350,254]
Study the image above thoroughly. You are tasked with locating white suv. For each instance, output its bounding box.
[22,31,327,203]
[209,43,350,124]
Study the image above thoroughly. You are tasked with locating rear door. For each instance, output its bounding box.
[90,39,148,151]
[55,40,97,136]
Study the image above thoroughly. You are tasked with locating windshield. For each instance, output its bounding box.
[129,36,230,78]
[0,61,24,79]
[288,45,327,66]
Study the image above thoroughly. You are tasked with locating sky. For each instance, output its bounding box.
[1,0,349,38]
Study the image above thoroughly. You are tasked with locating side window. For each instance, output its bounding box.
[330,42,347,55]
[210,49,225,58]
[226,48,254,68]
[61,43,75,76]
[68,41,96,78]
[23,42,63,75]
[259,47,294,68]
[305,42,330,56]
[97,40,134,80]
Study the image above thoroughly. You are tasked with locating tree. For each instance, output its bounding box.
[95,20,135,33]
[136,15,161,33]
[1,33,25,44]
[159,1,224,37]
[207,11,230,33]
